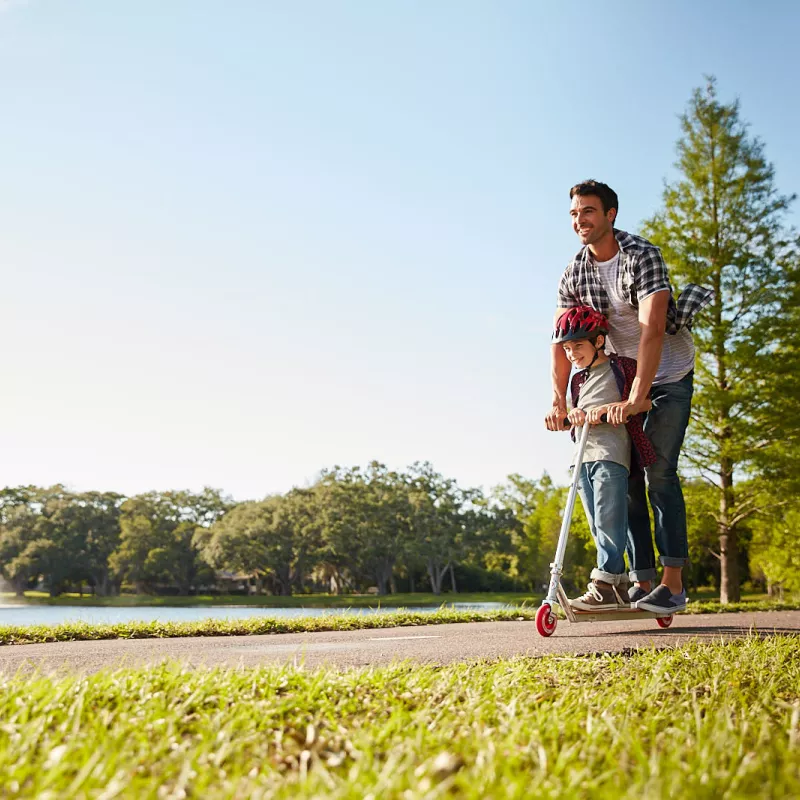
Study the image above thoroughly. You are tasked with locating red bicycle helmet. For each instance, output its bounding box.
[553,306,609,344]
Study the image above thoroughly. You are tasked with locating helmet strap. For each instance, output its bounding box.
[586,335,604,374]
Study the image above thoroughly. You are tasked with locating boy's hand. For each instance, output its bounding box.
[545,404,569,431]
[567,408,586,427]
[587,406,608,425]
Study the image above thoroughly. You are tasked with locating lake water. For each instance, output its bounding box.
[0,602,509,627]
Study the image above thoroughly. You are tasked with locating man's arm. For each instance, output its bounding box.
[606,290,668,425]
[545,308,572,431]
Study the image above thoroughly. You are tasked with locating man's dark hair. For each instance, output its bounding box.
[569,180,619,222]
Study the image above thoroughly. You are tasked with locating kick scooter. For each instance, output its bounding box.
[535,418,677,637]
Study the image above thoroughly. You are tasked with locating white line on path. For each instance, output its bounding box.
[368,635,442,641]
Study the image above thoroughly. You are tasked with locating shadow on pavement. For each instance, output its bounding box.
[564,625,800,639]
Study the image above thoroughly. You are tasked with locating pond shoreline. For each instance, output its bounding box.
[0,602,510,628]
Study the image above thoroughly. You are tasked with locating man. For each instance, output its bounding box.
[545,180,712,613]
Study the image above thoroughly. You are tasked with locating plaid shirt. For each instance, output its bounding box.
[557,229,714,334]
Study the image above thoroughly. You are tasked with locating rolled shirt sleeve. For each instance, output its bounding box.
[634,246,672,301]
[557,267,580,308]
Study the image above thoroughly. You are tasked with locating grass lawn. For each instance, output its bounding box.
[1,636,798,798]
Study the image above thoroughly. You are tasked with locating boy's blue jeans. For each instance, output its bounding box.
[626,370,694,583]
[576,460,629,584]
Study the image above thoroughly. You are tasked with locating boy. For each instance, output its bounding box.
[550,305,656,611]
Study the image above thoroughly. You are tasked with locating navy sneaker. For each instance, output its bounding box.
[627,585,648,604]
[635,585,687,614]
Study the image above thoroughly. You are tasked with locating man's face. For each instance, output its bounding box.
[562,338,599,369]
[570,194,615,245]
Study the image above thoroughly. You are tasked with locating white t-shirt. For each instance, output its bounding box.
[595,252,694,386]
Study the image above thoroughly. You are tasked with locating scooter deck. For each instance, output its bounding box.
[556,585,676,623]
[568,608,674,623]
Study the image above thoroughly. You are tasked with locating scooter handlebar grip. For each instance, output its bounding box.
[562,413,608,426]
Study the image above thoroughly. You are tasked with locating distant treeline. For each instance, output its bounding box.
[0,462,592,598]
[1,460,791,600]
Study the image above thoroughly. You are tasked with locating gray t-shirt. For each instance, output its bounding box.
[570,361,631,472]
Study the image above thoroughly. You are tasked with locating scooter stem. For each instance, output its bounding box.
[544,421,592,606]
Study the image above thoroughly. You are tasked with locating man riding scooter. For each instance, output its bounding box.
[545,180,712,614]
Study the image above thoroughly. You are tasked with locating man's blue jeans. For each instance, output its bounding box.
[576,460,629,583]
[626,370,694,583]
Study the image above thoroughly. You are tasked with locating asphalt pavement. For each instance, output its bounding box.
[1,610,798,675]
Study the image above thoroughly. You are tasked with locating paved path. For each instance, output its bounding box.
[2,610,798,675]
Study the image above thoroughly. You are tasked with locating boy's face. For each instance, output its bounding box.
[562,337,601,369]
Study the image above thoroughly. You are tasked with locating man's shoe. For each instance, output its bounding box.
[635,585,688,614]
[627,585,648,604]
[570,581,619,612]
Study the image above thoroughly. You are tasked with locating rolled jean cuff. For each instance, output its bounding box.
[659,556,690,568]
[628,567,658,583]
[591,568,630,585]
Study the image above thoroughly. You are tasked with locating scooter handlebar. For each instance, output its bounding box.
[562,413,608,427]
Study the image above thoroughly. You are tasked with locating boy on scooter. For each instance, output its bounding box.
[550,305,656,611]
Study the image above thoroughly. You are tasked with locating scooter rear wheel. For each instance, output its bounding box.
[656,615,674,629]
[536,603,557,637]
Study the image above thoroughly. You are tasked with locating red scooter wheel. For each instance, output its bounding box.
[536,604,557,637]
[656,615,674,629]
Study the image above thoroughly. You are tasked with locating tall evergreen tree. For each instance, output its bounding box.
[643,78,799,602]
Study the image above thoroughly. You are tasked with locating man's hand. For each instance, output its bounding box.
[604,398,653,426]
[545,405,569,431]
[567,408,586,427]
[586,405,609,425]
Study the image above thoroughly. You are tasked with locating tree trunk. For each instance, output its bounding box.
[709,204,741,605]
[718,455,740,604]
[293,560,307,594]
[12,574,27,597]
[377,571,389,596]
[427,559,442,595]
[427,559,450,595]
[449,563,457,593]
[275,568,292,596]
[375,558,395,595]
[409,571,415,594]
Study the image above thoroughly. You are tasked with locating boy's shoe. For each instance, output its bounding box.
[570,581,620,612]
[635,585,688,614]
[627,585,648,604]
[614,584,632,607]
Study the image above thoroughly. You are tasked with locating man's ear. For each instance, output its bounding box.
[608,208,617,226]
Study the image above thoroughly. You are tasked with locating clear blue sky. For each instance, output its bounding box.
[1,0,798,501]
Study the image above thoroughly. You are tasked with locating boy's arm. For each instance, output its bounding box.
[545,308,572,431]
